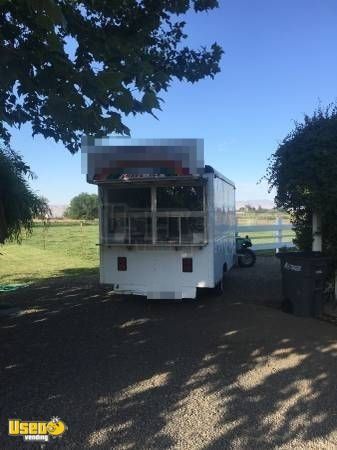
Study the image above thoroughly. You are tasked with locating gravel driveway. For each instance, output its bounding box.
[1,256,337,449]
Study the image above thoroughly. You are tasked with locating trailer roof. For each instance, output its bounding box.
[204,165,236,188]
[82,137,235,188]
[94,175,205,186]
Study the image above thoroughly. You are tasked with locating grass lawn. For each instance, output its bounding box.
[243,230,295,245]
[0,221,99,285]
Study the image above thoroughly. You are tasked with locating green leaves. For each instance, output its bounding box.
[113,90,134,114]
[142,90,161,112]
[193,0,219,12]
[0,146,48,243]
[26,0,66,27]
[0,0,222,152]
[266,105,337,259]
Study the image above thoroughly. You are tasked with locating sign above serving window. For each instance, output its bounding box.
[82,137,204,183]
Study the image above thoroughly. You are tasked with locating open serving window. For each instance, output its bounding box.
[100,181,207,246]
[83,137,206,245]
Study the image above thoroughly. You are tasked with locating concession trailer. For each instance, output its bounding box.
[83,137,236,300]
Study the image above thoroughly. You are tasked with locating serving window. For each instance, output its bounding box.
[157,186,203,211]
[107,187,151,212]
[102,183,206,245]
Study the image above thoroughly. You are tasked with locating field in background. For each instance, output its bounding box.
[0,221,99,285]
[237,211,295,248]
[236,211,290,225]
[0,212,294,285]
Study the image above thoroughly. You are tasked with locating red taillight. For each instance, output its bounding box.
[118,257,127,271]
[182,258,193,272]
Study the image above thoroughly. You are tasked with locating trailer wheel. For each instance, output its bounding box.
[238,249,256,268]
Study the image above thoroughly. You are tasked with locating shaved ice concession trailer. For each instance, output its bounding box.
[82,137,236,300]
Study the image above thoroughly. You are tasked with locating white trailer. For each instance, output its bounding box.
[83,137,236,300]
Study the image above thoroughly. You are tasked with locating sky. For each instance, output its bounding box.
[10,0,337,204]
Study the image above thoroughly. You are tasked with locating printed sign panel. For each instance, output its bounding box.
[82,137,204,182]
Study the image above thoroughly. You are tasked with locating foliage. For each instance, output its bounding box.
[0,0,222,152]
[244,204,256,212]
[266,105,337,257]
[0,147,50,243]
[65,193,98,220]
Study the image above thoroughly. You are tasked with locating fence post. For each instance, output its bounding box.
[312,212,322,252]
[275,217,283,253]
[80,220,84,257]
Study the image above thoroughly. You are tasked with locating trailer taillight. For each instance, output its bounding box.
[118,257,127,271]
[182,258,193,272]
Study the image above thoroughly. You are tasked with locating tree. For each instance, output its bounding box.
[265,105,337,258]
[1,1,222,242]
[0,147,50,243]
[65,193,98,220]
[244,204,256,212]
[0,0,223,152]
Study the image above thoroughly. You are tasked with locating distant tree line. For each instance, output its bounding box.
[238,205,285,213]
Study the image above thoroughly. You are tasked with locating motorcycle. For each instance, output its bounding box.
[236,235,256,268]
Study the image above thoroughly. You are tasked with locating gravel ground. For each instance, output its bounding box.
[1,256,337,449]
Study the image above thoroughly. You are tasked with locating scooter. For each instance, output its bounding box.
[236,235,256,268]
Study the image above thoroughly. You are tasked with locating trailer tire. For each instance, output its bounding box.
[238,249,256,268]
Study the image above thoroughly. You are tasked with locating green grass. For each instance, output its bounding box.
[243,230,295,245]
[0,221,99,284]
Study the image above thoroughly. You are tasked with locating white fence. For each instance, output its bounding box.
[237,218,295,251]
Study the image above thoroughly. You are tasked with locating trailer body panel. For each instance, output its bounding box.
[83,137,236,299]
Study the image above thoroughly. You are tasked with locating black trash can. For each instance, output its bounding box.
[276,252,331,317]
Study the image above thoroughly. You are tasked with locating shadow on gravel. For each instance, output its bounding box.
[0,267,99,285]
[1,257,337,448]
